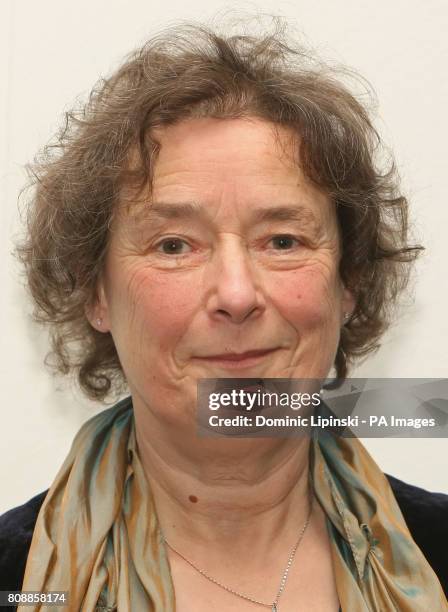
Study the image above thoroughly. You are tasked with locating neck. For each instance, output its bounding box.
[133,397,313,561]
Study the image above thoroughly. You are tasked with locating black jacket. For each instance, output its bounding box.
[0,475,447,609]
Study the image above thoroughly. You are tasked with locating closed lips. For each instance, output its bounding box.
[195,349,277,361]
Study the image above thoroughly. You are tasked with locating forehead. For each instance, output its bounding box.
[116,117,335,231]
[151,117,298,181]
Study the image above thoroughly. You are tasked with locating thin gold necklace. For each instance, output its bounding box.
[162,500,313,612]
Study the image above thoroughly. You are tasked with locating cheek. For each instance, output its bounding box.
[117,266,198,349]
[268,267,340,329]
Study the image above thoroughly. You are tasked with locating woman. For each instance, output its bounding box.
[0,21,447,611]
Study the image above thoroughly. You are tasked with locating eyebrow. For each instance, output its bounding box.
[138,202,320,228]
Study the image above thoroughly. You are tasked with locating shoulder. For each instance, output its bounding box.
[0,490,49,591]
[386,473,448,595]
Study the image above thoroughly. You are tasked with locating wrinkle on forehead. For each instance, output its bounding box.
[110,117,338,243]
[151,118,301,179]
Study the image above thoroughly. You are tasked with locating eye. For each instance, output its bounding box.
[268,235,301,250]
[156,238,191,255]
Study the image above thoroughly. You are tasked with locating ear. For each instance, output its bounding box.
[84,277,111,333]
[341,284,356,325]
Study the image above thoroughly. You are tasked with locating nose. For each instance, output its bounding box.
[205,238,265,324]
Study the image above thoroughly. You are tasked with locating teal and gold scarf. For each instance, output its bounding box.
[19,397,447,611]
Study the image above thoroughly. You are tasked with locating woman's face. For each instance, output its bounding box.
[93,117,354,426]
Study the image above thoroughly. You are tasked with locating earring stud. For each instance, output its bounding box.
[96,318,103,327]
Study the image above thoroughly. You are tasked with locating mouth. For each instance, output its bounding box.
[192,348,279,369]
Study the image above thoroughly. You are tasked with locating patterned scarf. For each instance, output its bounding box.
[19,396,447,611]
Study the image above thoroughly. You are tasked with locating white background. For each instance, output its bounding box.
[1,0,447,514]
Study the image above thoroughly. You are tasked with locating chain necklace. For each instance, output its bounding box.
[162,499,313,612]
